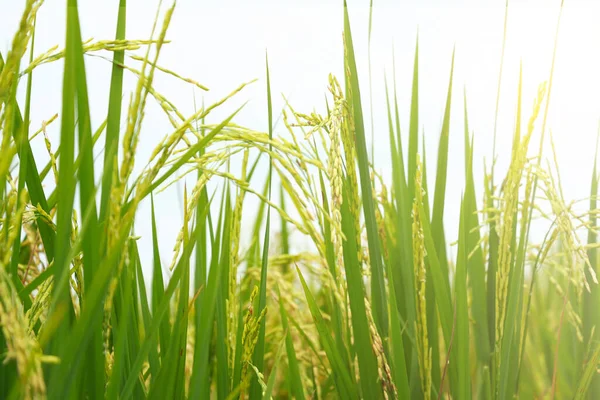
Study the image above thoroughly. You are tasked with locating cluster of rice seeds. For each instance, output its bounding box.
[495,82,546,362]
[535,166,596,293]
[21,39,166,76]
[0,3,41,181]
[98,8,180,349]
[227,149,249,377]
[324,76,346,287]
[0,185,24,265]
[239,286,267,398]
[412,157,432,399]
[365,297,397,399]
[0,268,49,400]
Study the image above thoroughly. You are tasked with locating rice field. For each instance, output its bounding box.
[2,1,600,399]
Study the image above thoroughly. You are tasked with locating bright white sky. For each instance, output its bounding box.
[2,0,600,272]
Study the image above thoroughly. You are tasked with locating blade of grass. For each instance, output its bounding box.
[48,204,137,399]
[105,252,135,399]
[387,68,417,382]
[583,127,600,398]
[8,101,56,264]
[367,0,374,161]
[340,177,382,399]
[261,335,286,400]
[99,0,126,225]
[407,37,419,201]
[384,240,411,399]
[249,52,274,400]
[343,0,388,338]
[168,186,192,400]
[121,224,199,399]
[215,189,232,399]
[423,54,454,392]
[455,195,471,400]
[150,193,171,360]
[134,242,160,384]
[418,200,456,396]
[430,50,454,273]
[188,197,226,399]
[491,0,509,174]
[296,266,358,400]
[67,0,105,394]
[464,93,491,368]
[46,0,80,371]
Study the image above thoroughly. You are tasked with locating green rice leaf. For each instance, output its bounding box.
[249,53,274,400]
[343,0,388,338]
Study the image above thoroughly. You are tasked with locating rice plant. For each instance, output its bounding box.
[1,1,600,399]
